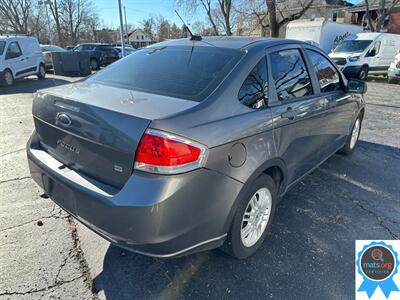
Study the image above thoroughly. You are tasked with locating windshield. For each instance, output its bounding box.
[41,45,66,52]
[0,41,5,55]
[333,40,373,53]
[88,46,244,102]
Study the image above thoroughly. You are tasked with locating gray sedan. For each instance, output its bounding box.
[27,37,366,259]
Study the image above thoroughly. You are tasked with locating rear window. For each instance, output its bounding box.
[88,46,244,102]
[0,41,5,55]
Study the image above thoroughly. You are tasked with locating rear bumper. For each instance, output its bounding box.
[27,131,243,257]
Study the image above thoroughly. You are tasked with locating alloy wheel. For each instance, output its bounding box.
[4,70,13,86]
[240,187,272,248]
[350,119,360,149]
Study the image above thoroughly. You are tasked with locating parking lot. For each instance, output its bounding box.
[0,74,399,299]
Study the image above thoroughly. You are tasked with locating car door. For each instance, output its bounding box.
[267,45,327,186]
[5,41,26,78]
[304,48,357,157]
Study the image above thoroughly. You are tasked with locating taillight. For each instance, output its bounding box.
[134,129,208,174]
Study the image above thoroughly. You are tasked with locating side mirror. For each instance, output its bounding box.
[367,49,376,57]
[346,79,367,94]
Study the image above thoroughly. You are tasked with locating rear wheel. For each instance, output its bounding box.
[90,58,99,70]
[222,174,277,259]
[338,114,362,155]
[37,63,46,79]
[358,66,368,81]
[2,69,14,86]
[388,76,398,84]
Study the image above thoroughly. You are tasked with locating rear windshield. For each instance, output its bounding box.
[0,41,5,55]
[88,46,244,102]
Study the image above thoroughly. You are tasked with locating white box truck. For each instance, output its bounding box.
[286,19,364,53]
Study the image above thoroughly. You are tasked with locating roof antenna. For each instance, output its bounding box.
[175,10,202,41]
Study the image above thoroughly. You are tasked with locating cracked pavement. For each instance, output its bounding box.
[1,75,399,299]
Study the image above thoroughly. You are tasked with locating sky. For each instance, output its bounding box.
[95,0,184,28]
[95,0,363,29]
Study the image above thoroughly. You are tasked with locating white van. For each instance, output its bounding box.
[329,32,400,80]
[0,35,45,86]
[286,19,364,53]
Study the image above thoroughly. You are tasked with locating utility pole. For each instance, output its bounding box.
[117,0,125,57]
[124,6,129,45]
[39,0,53,44]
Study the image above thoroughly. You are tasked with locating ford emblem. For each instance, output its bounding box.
[56,113,72,126]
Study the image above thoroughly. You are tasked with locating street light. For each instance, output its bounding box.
[117,0,125,57]
[38,0,53,44]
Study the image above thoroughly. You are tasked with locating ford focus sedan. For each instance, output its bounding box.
[27,37,366,259]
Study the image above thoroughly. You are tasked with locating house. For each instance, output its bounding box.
[126,29,152,48]
[344,0,400,33]
[283,0,354,23]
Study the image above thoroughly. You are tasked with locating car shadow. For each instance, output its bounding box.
[0,76,71,95]
[91,141,399,300]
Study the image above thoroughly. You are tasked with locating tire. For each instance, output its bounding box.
[222,174,277,259]
[388,76,397,84]
[37,63,46,79]
[338,114,363,155]
[2,69,14,86]
[358,66,368,81]
[90,58,99,70]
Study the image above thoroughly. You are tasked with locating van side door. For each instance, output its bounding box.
[5,41,25,78]
[267,45,326,186]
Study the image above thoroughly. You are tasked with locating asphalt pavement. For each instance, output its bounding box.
[0,74,399,300]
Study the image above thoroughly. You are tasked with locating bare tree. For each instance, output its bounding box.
[217,0,233,35]
[266,0,314,37]
[177,0,235,35]
[0,0,33,34]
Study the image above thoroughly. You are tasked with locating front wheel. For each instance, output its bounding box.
[222,174,277,259]
[358,66,368,81]
[2,69,14,86]
[388,76,398,84]
[37,63,46,79]
[90,58,99,70]
[338,115,362,155]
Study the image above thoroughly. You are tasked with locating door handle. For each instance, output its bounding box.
[281,108,297,120]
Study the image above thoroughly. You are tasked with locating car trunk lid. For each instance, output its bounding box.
[32,82,198,188]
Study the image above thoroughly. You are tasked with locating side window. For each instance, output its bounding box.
[6,42,22,59]
[238,57,268,109]
[306,50,341,93]
[270,49,313,101]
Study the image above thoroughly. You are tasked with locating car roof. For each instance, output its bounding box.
[150,36,306,50]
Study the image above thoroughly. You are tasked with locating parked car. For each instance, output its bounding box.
[0,35,45,86]
[27,37,366,259]
[388,51,400,84]
[286,18,363,53]
[329,32,400,80]
[65,45,75,51]
[73,43,119,70]
[114,46,136,58]
[40,44,66,70]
